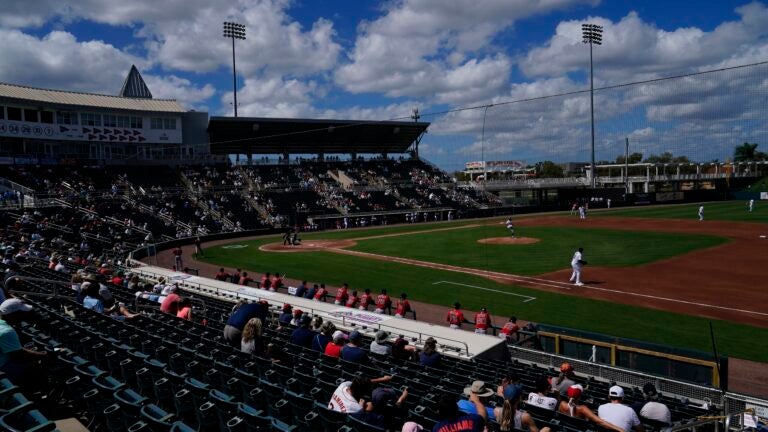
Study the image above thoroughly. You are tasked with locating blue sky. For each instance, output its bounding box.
[1,0,767,170]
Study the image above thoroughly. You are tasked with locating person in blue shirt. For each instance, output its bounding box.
[224,300,268,348]
[295,280,307,298]
[419,337,441,367]
[341,330,369,364]
[304,284,318,299]
[290,314,315,348]
[432,392,486,432]
[457,381,496,421]
[312,321,335,352]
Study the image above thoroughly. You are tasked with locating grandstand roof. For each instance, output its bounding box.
[208,116,430,154]
[0,82,185,113]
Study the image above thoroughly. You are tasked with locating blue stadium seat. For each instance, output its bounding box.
[114,388,150,428]
[140,404,176,432]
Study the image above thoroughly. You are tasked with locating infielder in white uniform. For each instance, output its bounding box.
[570,247,585,286]
[749,199,754,212]
[578,205,586,220]
[698,205,704,221]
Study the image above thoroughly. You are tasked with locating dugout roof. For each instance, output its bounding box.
[208,116,429,154]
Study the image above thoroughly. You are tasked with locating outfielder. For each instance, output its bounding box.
[749,199,754,212]
[569,247,586,286]
[698,205,704,221]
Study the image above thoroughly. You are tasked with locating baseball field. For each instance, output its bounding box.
[196,200,768,363]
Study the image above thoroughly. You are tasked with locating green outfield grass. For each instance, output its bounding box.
[603,200,767,222]
[197,221,768,362]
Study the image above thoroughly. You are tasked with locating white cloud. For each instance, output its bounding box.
[143,75,216,109]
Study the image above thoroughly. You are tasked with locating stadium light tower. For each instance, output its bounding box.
[582,23,602,189]
[223,21,246,117]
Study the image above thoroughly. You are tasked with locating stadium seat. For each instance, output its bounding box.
[114,388,150,428]
[139,404,176,432]
[209,389,240,430]
[313,402,347,432]
[348,414,387,432]
[236,403,271,431]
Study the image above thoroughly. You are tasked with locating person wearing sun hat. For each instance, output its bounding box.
[369,330,392,357]
[457,381,497,420]
[598,385,644,432]
[558,384,623,431]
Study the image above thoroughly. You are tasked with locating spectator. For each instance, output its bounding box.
[352,386,409,430]
[446,302,465,329]
[496,372,522,398]
[290,314,314,348]
[500,316,520,340]
[419,337,441,367]
[345,290,359,308]
[176,297,192,320]
[159,285,181,314]
[369,330,392,357]
[0,300,48,390]
[527,376,558,410]
[325,330,345,358]
[375,288,391,314]
[598,386,645,432]
[494,384,551,432]
[341,330,369,364]
[111,271,125,286]
[550,362,576,398]
[394,293,412,318]
[241,317,264,356]
[432,391,486,432]
[295,280,307,298]
[328,375,392,414]
[82,282,137,320]
[160,282,177,296]
[474,307,491,334]
[290,309,303,326]
[458,381,496,420]
[223,300,268,348]
[153,277,167,294]
[277,304,293,326]
[632,383,671,427]
[310,315,324,331]
[334,283,349,305]
[312,321,336,353]
[559,384,623,431]
[359,288,373,310]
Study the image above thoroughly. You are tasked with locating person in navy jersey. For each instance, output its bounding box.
[290,314,315,348]
[224,300,268,348]
[294,280,307,298]
[432,392,486,432]
[341,330,369,364]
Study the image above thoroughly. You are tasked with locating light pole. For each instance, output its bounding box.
[223,22,246,117]
[582,23,602,189]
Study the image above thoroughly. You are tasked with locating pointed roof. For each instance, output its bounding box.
[119,65,153,99]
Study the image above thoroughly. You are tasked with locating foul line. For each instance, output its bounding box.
[433,281,536,303]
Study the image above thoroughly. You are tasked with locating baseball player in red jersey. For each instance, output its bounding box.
[334,283,350,305]
[375,289,392,314]
[394,293,412,318]
[474,307,492,334]
[500,316,520,340]
[359,288,373,310]
[345,290,359,308]
[259,272,270,289]
[313,284,328,302]
[447,302,466,329]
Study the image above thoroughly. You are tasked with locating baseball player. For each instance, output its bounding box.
[474,307,491,334]
[749,199,754,212]
[569,247,586,286]
[698,205,704,221]
[578,205,586,220]
[505,218,515,238]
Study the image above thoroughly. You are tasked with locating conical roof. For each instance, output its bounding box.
[119,65,153,99]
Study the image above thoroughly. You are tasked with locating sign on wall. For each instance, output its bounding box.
[0,119,182,144]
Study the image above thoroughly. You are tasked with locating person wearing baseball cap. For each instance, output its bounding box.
[351,386,409,430]
[632,383,671,427]
[598,385,644,432]
[550,362,576,398]
[341,330,369,364]
[558,384,623,431]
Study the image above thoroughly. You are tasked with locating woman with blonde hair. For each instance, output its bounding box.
[494,384,550,432]
[241,317,264,356]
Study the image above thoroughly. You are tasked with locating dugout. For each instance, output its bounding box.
[535,324,727,389]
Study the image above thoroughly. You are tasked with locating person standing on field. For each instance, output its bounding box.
[474,307,491,334]
[698,205,704,221]
[569,247,586,286]
[748,199,754,212]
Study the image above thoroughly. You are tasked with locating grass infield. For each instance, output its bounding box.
[199,209,767,363]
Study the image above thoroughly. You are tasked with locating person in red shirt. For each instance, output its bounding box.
[345,290,359,308]
[446,302,465,329]
[499,316,520,340]
[334,283,350,305]
[111,271,125,287]
[313,284,328,302]
[214,268,230,281]
[259,272,271,289]
[324,330,346,358]
[270,272,283,292]
[375,289,392,314]
[474,307,491,334]
[359,288,373,310]
[395,293,412,318]
[239,272,253,286]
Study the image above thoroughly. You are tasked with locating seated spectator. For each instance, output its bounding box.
[359,288,373,310]
[82,282,137,320]
[223,300,268,348]
[392,334,418,361]
[369,330,392,357]
[559,384,623,431]
[419,337,441,367]
[325,330,345,358]
[495,384,551,432]
[341,330,369,364]
[241,317,264,356]
[394,293,412,318]
[458,381,497,420]
[352,386,409,430]
[433,391,486,432]
[345,290,359,308]
[111,271,125,286]
[632,383,671,427]
[0,300,48,391]
[278,304,293,326]
[527,376,558,410]
[176,297,192,320]
[159,285,181,314]
[290,314,314,348]
[550,362,576,398]
[312,321,335,353]
[311,315,324,331]
[328,375,393,414]
[153,277,167,294]
[500,316,520,340]
[290,309,303,326]
[598,386,645,432]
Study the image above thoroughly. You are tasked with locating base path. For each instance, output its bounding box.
[478,237,540,245]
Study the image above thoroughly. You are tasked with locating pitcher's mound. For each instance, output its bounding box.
[260,239,357,253]
[478,237,540,245]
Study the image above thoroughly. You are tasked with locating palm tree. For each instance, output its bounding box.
[734,142,759,161]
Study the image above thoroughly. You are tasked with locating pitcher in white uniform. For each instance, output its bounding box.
[570,247,585,286]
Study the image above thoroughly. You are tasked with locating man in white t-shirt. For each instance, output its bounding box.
[569,247,585,286]
[526,376,558,410]
[598,386,645,432]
